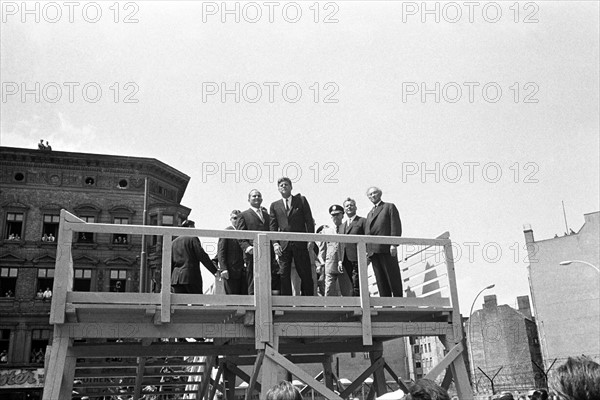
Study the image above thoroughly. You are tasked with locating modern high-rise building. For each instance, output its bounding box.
[524,211,600,370]
[0,146,190,398]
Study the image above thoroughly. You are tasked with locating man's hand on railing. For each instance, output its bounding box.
[245,246,253,255]
[390,245,397,258]
[337,261,344,274]
[273,243,282,257]
[220,270,229,280]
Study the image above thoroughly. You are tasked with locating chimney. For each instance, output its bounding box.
[517,295,532,318]
[483,294,497,310]
[523,223,534,244]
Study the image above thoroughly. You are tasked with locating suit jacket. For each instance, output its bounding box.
[341,215,366,262]
[318,225,343,275]
[365,202,402,255]
[171,235,218,286]
[269,193,314,250]
[217,226,245,279]
[236,207,270,255]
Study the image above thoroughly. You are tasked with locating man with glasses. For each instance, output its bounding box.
[217,210,246,295]
[365,186,403,297]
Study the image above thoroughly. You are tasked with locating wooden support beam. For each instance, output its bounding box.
[133,357,147,399]
[223,362,237,400]
[357,241,373,346]
[246,350,265,400]
[339,356,385,399]
[440,336,473,400]
[264,346,343,400]
[160,233,172,324]
[383,362,409,392]
[255,234,272,349]
[209,363,225,400]
[425,342,463,381]
[225,361,262,393]
[322,354,334,390]
[42,326,73,400]
[197,356,216,400]
[369,347,386,397]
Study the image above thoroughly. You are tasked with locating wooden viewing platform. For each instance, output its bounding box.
[43,210,473,400]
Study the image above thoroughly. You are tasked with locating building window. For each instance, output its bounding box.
[1,268,18,297]
[30,329,50,364]
[74,269,92,292]
[363,353,370,360]
[110,269,127,292]
[37,268,55,297]
[5,212,24,240]
[42,214,60,242]
[77,216,95,243]
[415,361,422,369]
[413,345,420,354]
[0,329,10,363]
[162,215,174,226]
[113,217,129,244]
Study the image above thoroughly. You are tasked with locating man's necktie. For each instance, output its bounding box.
[285,198,290,213]
[256,209,264,222]
[336,225,339,234]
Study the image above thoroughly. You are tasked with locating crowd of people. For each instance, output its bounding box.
[172,177,404,299]
[263,356,600,400]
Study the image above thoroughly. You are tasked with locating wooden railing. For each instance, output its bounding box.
[51,210,462,349]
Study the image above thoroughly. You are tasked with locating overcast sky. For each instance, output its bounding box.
[1,1,598,313]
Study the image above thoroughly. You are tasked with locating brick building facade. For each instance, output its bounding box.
[466,295,544,394]
[0,146,190,398]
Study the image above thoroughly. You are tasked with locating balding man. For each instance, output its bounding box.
[365,187,403,297]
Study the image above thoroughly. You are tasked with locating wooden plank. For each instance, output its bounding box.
[172,293,255,306]
[42,326,72,400]
[273,322,454,337]
[50,209,75,324]
[369,348,386,397]
[67,292,161,304]
[246,350,265,400]
[322,354,334,390]
[209,364,225,400]
[369,296,450,308]
[357,242,373,346]
[383,363,409,392]
[339,356,385,399]
[424,342,463,381]
[255,234,272,347]
[271,296,359,307]
[133,357,147,399]
[264,346,343,400]
[161,233,172,323]
[225,360,262,392]
[198,356,216,400]
[440,337,473,400]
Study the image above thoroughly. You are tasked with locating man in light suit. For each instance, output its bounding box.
[319,205,353,296]
[269,177,315,296]
[171,220,219,294]
[218,210,246,295]
[365,186,403,297]
[237,189,278,295]
[340,197,367,296]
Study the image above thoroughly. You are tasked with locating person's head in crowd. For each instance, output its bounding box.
[277,177,293,199]
[343,197,357,218]
[550,356,600,400]
[230,210,241,225]
[248,189,263,209]
[329,204,344,227]
[498,392,515,400]
[404,378,450,400]
[265,381,303,400]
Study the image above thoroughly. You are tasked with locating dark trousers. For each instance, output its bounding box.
[245,256,280,295]
[342,257,360,296]
[370,253,403,297]
[279,242,314,296]
[224,274,247,295]
[172,282,203,294]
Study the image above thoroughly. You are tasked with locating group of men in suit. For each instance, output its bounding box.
[173,177,404,298]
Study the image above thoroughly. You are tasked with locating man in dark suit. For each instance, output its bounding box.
[236,189,278,295]
[269,177,315,296]
[171,220,219,294]
[365,186,403,297]
[218,210,246,295]
[341,197,367,296]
